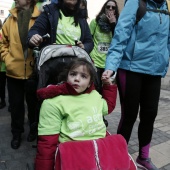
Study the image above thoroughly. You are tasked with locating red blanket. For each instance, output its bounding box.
[55,134,136,170]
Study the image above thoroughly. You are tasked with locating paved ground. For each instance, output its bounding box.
[0,88,170,170]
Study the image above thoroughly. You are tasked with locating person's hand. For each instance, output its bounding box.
[102,70,114,85]
[101,76,112,85]
[106,12,116,24]
[102,70,114,79]
[29,34,43,47]
[76,40,84,49]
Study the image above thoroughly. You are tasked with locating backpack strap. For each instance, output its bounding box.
[136,0,170,25]
[136,0,147,24]
[146,8,170,15]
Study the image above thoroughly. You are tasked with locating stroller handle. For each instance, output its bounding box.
[33,34,50,61]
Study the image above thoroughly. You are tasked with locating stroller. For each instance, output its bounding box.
[33,44,97,89]
[33,44,137,170]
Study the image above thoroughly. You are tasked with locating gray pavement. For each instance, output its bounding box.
[0,88,170,170]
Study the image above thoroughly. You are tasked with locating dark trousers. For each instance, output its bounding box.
[96,67,104,94]
[0,72,6,102]
[7,77,38,135]
[116,69,161,159]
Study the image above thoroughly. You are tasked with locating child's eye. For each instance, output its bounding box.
[81,74,87,79]
[70,72,76,76]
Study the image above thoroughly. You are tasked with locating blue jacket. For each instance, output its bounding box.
[105,0,170,77]
[28,3,94,54]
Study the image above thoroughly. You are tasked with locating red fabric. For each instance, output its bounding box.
[56,134,130,170]
[102,84,117,114]
[129,154,138,170]
[37,82,95,100]
[37,83,77,100]
[35,134,59,170]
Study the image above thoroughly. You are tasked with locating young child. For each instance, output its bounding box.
[35,58,117,170]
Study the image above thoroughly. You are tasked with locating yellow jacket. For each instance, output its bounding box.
[1,6,40,79]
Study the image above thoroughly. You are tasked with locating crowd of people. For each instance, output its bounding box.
[0,0,170,170]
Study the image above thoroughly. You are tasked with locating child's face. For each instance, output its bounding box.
[67,65,91,93]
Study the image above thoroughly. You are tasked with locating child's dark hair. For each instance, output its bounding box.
[58,58,96,84]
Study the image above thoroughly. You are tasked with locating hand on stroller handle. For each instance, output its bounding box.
[29,33,50,47]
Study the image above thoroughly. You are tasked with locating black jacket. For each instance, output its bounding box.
[28,3,94,53]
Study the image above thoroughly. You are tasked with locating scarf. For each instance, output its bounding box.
[17,8,33,58]
[98,14,111,33]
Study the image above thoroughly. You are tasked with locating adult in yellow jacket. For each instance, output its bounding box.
[0,19,6,109]
[1,0,40,149]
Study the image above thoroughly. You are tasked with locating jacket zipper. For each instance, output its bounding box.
[93,140,102,170]
[158,8,162,24]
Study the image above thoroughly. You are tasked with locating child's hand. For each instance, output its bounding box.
[101,76,113,85]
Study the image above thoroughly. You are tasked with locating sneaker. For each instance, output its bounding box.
[136,156,158,170]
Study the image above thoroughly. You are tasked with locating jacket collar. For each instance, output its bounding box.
[9,5,40,19]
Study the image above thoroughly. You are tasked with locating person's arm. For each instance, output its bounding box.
[105,0,138,72]
[1,21,9,61]
[27,11,50,48]
[35,134,59,170]
[101,75,117,114]
[80,19,94,54]
[102,84,117,114]
[37,82,78,100]
[89,19,97,37]
[168,19,170,59]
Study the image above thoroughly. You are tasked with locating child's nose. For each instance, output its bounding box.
[75,75,80,81]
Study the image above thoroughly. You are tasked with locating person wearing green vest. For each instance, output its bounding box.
[89,0,119,94]
[0,19,6,109]
[28,0,94,54]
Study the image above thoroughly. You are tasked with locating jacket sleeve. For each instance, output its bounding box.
[1,20,9,61]
[80,19,94,54]
[102,84,117,114]
[35,134,59,170]
[105,0,138,71]
[27,11,51,48]
[89,19,97,36]
[37,82,78,100]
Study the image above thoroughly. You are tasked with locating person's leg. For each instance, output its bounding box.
[25,78,38,142]
[0,72,6,109]
[138,75,161,159]
[135,75,160,170]
[116,69,142,143]
[7,77,25,149]
[96,67,104,94]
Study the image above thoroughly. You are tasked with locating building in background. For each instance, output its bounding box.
[0,0,124,23]
[0,0,13,23]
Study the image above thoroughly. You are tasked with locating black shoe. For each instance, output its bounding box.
[27,122,37,142]
[11,134,21,149]
[0,101,6,109]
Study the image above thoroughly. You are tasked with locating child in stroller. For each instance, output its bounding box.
[35,54,137,169]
